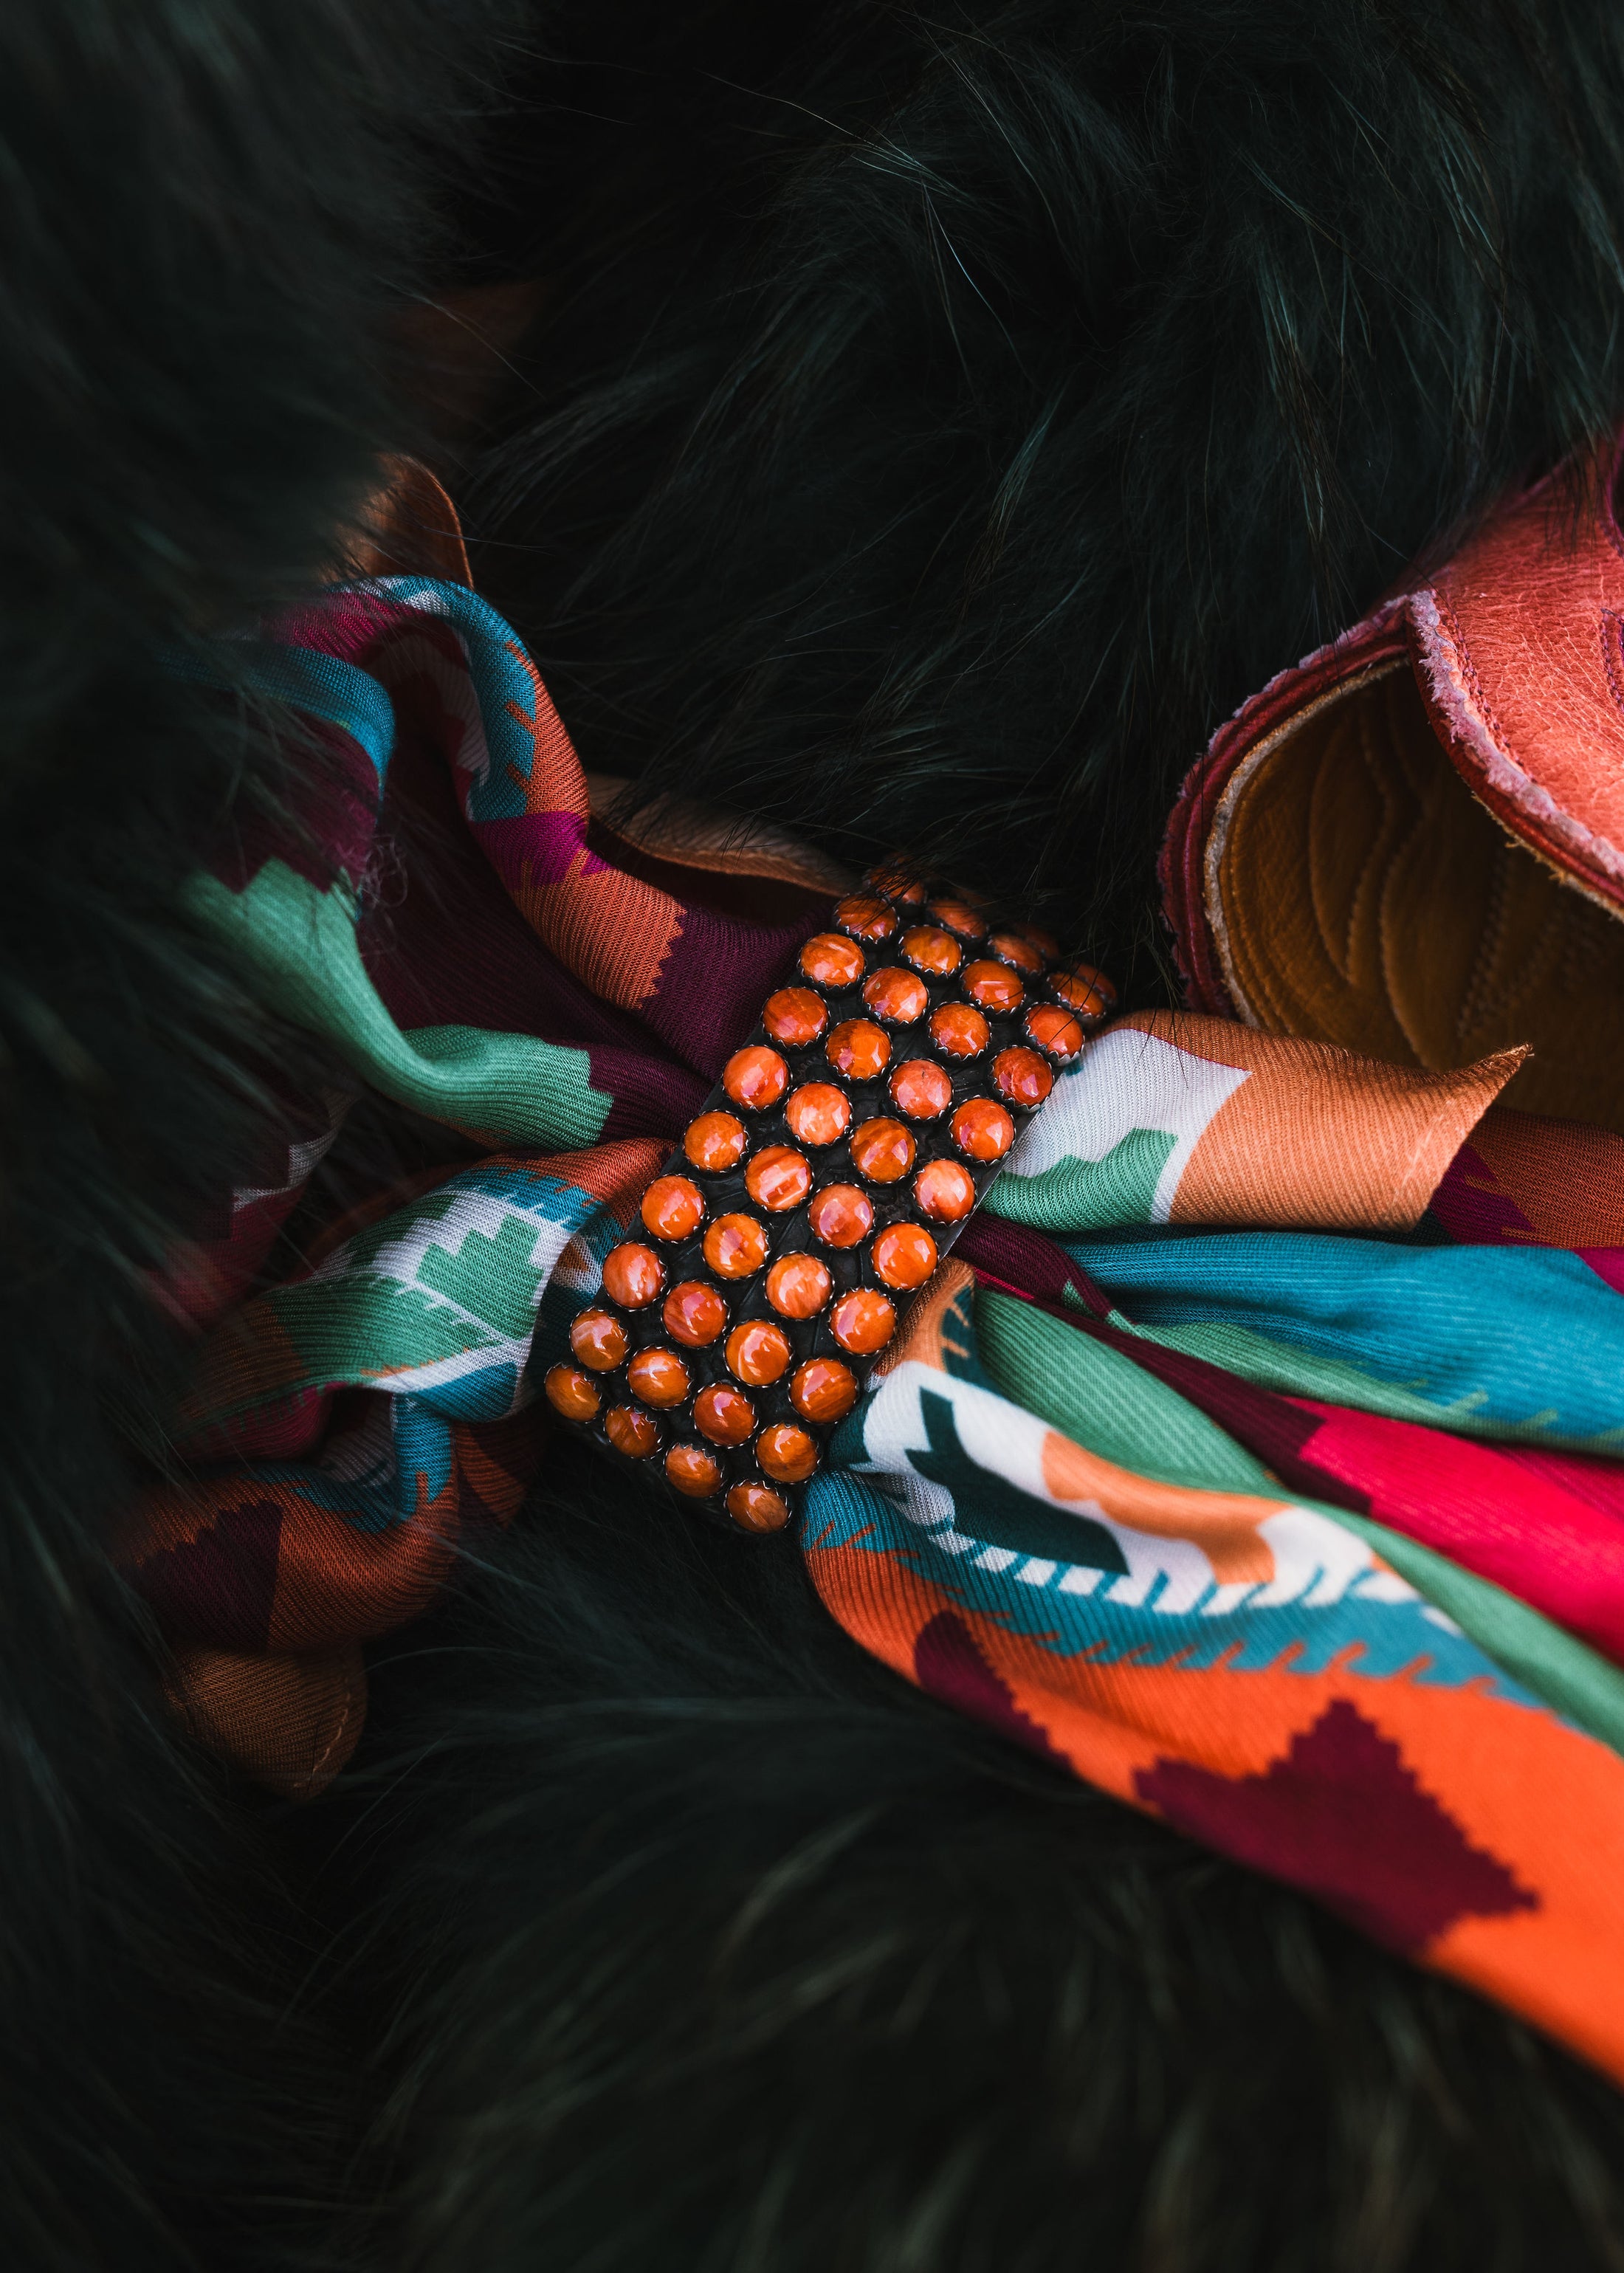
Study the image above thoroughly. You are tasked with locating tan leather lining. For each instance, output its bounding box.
[1208,659,1624,1129]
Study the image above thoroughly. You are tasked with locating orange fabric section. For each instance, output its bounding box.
[1465,1109,1624,1245]
[1116,1009,1524,1231]
[165,1643,368,1799]
[344,455,474,587]
[807,1540,1624,2089]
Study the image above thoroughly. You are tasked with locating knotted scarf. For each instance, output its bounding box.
[130,542,1624,2090]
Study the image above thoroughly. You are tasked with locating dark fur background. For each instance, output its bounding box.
[10,1,1624,2266]
[0,3,520,2263]
[463,0,1624,974]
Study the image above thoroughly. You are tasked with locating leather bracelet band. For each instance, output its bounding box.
[543,864,1115,1532]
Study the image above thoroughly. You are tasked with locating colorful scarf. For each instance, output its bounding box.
[131,550,1624,2091]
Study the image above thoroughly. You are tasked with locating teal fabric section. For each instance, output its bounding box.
[1064,1228,1624,1448]
[166,636,397,783]
[1121,1316,1573,1443]
[187,862,611,1149]
[987,1128,1177,1232]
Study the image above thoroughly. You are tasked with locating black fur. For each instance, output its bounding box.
[467,0,1624,974]
[0,4,517,2263]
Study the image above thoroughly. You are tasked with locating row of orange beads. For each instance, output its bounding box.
[547,863,1114,1534]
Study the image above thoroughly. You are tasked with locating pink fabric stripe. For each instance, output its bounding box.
[1292,1399,1624,1668]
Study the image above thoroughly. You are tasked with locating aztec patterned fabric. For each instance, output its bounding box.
[131,568,1624,2088]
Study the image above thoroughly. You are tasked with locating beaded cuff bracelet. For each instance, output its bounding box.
[543,865,1115,1533]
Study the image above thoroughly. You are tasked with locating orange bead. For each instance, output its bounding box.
[601,1242,665,1309]
[915,1158,977,1223]
[684,1111,748,1173]
[703,1212,770,1279]
[890,1058,953,1120]
[926,899,987,941]
[765,1252,832,1320]
[763,986,828,1048]
[1079,960,1118,1008]
[665,1442,723,1498]
[789,1357,859,1424]
[727,1482,794,1533]
[1025,1003,1086,1062]
[929,1002,989,1059]
[1012,921,1062,959]
[849,1116,915,1183]
[900,925,962,977]
[830,1287,897,1355]
[745,1145,812,1212]
[784,1083,852,1146]
[872,1221,939,1290]
[808,1183,873,1249]
[826,1019,890,1082]
[962,959,1025,1013]
[865,861,929,906]
[625,1347,692,1409]
[570,1307,628,1371]
[757,1423,819,1484]
[663,1280,729,1347]
[861,966,929,1024]
[952,1096,1016,1161]
[991,1046,1054,1110]
[605,1405,659,1459]
[835,894,898,942]
[988,929,1047,974]
[694,1383,757,1446]
[641,1175,705,1242]
[543,1364,601,1422]
[799,932,867,988]
[1050,964,1115,1019]
[726,1318,793,1386]
[723,1045,790,1110]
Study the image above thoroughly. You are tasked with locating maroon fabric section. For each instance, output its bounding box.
[355,718,706,1138]
[956,1214,1113,1316]
[584,820,834,1081]
[131,1499,283,1651]
[1428,1141,1540,1244]
[1136,1700,1538,1952]
[213,711,379,895]
[1067,1310,1369,1513]
[595,1054,706,1143]
[639,898,827,1081]
[913,1611,1069,1767]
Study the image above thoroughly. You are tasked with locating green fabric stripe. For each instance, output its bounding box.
[977,1287,1270,1493]
[987,1128,1176,1232]
[1326,1511,1624,1761]
[974,1287,1624,1760]
[188,862,612,1149]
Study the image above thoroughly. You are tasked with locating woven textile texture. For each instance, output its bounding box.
[128,564,1624,2090]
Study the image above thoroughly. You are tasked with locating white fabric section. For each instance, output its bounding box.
[861,1361,1384,1616]
[1004,1025,1249,1220]
[301,1189,582,1400]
